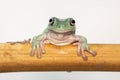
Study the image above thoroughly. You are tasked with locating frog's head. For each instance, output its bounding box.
[48,17,76,34]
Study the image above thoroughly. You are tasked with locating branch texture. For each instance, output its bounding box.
[0,43,120,72]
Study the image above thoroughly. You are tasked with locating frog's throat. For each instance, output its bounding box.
[47,32,74,46]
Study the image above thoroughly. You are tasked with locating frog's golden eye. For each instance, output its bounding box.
[70,19,75,26]
[49,18,54,25]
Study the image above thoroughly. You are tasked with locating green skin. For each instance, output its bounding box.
[30,17,97,60]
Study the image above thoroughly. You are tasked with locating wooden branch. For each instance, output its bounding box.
[0,43,120,72]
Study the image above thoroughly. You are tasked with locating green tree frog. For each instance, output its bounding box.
[30,17,97,60]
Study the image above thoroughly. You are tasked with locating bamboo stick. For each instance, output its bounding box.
[0,43,120,72]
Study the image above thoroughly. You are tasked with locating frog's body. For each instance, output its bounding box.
[30,17,97,60]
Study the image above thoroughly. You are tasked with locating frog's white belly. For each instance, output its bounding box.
[47,32,75,46]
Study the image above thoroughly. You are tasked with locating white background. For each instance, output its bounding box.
[0,0,120,80]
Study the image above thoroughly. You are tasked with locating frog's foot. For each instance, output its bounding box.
[30,43,46,58]
[72,42,88,61]
[30,36,46,58]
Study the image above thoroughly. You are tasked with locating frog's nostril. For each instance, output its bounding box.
[59,25,64,29]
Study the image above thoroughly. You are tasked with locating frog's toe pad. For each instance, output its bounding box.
[37,55,41,58]
[82,55,88,61]
[91,51,97,56]
[30,50,34,57]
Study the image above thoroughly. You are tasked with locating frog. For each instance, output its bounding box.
[30,17,97,60]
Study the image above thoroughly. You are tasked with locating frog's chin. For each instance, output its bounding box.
[49,29,74,34]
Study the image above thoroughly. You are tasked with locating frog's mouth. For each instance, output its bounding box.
[49,29,74,34]
[48,29,75,41]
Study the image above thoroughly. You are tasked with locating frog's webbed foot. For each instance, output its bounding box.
[73,42,97,60]
[73,35,97,60]
[30,37,46,58]
[73,42,88,61]
[30,42,45,58]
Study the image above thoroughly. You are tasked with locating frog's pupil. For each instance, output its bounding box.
[71,20,75,24]
[49,19,53,22]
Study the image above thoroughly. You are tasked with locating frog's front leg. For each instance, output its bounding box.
[30,34,47,58]
[73,35,97,61]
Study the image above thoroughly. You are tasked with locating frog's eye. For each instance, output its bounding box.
[70,19,75,26]
[49,18,54,25]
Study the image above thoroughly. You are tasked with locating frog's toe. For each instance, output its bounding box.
[37,53,41,58]
[77,53,81,56]
[37,51,41,58]
[82,55,88,61]
[89,50,97,56]
[36,45,41,58]
[39,42,46,54]
[30,48,35,57]
[92,51,97,56]
[42,50,45,54]
[40,45,46,54]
